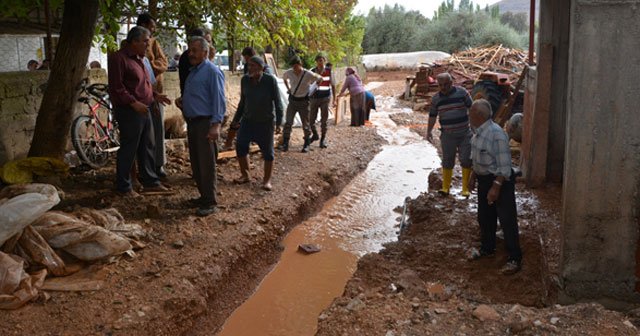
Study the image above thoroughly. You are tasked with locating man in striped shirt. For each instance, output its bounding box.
[467,99,522,275]
[427,73,473,196]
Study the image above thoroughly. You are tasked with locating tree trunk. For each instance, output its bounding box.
[28,0,99,159]
[148,0,158,19]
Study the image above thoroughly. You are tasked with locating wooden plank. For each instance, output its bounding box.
[217,145,259,159]
[520,44,553,187]
[264,53,278,77]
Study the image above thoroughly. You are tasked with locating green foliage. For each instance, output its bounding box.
[500,11,528,34]
[1,0,364,66]
[362,4,429,54]
[413,11,525,53]
[362,1,527,54]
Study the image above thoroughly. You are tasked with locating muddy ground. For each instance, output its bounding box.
[316,74,640,335]
[2,93,382,334]
[4,71,639,336]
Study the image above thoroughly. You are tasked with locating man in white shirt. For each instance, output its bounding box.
[280,56,322,153]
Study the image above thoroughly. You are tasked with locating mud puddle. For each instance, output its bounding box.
[217,95,438,336]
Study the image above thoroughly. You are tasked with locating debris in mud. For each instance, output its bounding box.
[473,304,500,321]
[298,244,321,254]
[0,184,147,309]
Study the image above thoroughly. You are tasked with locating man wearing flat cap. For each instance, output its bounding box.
[230,56,284,191]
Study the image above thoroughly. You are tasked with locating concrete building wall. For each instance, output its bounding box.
[561,0,640,308]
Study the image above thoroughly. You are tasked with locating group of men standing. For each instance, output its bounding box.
[428,73,522,275]
[107,15,338,217]
[280,54,336,152]
[108,15,224,217]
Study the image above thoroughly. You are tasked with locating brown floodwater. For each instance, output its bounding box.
[217,94,440,336]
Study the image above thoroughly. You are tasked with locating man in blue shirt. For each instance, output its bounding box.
[176,36,226,217]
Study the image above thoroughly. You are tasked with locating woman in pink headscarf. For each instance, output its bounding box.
[337,67,366,126]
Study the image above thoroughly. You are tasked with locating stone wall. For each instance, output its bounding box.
[0,69,106,164]
[0,65,365,165]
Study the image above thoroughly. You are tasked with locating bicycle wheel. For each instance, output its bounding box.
[71,115,110,168]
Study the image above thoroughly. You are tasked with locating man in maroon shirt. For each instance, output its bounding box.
[108,26,170,196]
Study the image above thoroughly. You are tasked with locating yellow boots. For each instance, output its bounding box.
[439,168,452,195]
[461,167,472,197]
[438,167,472,197]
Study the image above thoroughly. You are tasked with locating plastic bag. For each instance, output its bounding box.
[0,184,60,247]
[0,251,46,310]
[17,226,67,277]
[32,209,133,261]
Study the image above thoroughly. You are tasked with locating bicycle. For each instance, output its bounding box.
[71,79,120,168]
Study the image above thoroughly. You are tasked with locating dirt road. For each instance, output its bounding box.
[316,73,639,336]
[2,116,382,334]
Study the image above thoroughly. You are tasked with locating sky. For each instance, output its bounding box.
[354,0,502,18]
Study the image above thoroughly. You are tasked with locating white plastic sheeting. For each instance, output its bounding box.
[362,51,451,70]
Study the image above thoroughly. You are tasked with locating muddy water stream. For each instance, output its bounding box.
[218,93,440,336]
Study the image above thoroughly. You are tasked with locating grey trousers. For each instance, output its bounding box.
[150,101,165,170]
[187,117,218,205]
[309,97,330,135]
[283,99,311,140]
[440,129,473,169]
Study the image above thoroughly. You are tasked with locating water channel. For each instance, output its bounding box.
[218,93,441,336]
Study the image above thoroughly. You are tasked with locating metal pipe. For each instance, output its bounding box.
[529,0,536,65]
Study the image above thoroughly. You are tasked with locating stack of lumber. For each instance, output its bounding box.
[430,45,529,84]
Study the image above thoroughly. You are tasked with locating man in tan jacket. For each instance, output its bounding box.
[137,13,169,179]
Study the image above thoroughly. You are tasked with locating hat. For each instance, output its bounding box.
[289,56,302,66]
[248,55,265,68]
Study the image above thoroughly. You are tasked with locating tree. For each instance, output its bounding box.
[26,0,100,159]
[3,0,365,159]
[362,4,428,54]
[413,11,525,53]
[500,11,528,34]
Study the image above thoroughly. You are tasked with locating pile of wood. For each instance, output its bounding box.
[431,45,529,84]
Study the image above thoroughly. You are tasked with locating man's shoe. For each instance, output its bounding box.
[116,190,143,199]
[467,248,495,261]
[301,139,310,153]
[277,139,289,152]
[500,260,522,275]
[319,136,328,148]
[309,133,320,143]
[196,205,218,217]
[156,166,167,179]
[187,197,204,208]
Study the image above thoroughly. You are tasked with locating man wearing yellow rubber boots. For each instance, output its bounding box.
[426,73,473,197]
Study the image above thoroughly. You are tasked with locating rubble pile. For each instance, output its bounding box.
[408,45,530,112]
[434,44,529,84]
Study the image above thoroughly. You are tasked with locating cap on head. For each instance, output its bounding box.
[249,55,265,68]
